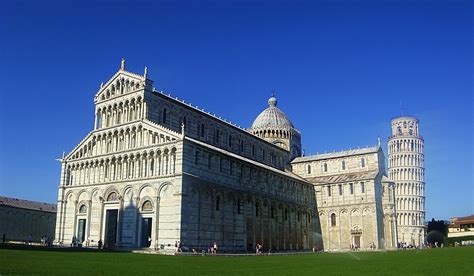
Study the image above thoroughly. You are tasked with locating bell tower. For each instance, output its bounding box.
[387,116,426,246]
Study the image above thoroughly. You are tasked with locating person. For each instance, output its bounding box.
[258,244,263,255]
[98,239,102,250]
[256,243,259,255]
[177,240,182,252]
[213,242,217,255]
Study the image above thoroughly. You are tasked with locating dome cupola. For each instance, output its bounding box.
[250,94,302,161]
[251,95,295,130]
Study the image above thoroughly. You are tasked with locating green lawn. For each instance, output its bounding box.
[0,246,473,275]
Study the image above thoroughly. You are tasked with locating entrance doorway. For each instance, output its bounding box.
[353,235,361,249]
[104,209,118,249]
[141,218,152,247]
[77,219,86,244]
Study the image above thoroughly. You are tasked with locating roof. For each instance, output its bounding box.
[449,215,474,228]
[303,170,379,185]
[251,96,295,130]
[0,196,56,213]
[292,145,381,163]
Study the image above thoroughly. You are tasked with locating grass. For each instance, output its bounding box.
[0,245,473,275]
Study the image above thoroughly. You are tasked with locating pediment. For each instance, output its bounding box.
[94,69,149,104]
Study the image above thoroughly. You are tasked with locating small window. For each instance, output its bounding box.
[195,151,200,165]
[142,200,153,211]
[349,183,354,194]
[228,135,232,148]
[255,202,259,217]
[79,205,87,213]
[307,164,312,174]
[230,161,234,175]
[284,208,288,221]
[240,140,244,152]
[215,129,220,144]
[338,184,343,196]
[237,199,242,214]
[361,158,365,168]
[341,160,346,170]
[271,206,275,219]
[331,213,336,226]
[361,182,365,193]
[323,163,328,172]
[252,145,255,157]
[200,123,205,137]
[162,108,167,124]
[327,186,331,197]
[208,154,212,169]
[215,196,220,211]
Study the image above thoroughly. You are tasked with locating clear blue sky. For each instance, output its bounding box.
[0,0,472,220]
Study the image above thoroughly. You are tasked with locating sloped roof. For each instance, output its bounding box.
[0,196,56,213]
[292,146,380,163]
[304,170,379,184]
[449,215,474,228]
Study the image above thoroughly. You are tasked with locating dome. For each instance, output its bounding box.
[251,95,295,130]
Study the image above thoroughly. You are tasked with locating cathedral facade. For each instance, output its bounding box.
[54,61,321,252]
[54,61,425,251]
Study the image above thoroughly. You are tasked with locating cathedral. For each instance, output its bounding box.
[54,60,425,252]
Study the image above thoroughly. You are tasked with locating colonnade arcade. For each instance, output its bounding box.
[69,123,177,161]
[95,96,147,130]
[66,147,177,186]
[388,154,424,167]
[396,197,424,213]
[388,167,424,181]
[397,212,424,227]
[388,138,424,153]
[395,183,424,196]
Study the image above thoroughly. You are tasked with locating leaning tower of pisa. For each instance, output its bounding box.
[388,116,426,246]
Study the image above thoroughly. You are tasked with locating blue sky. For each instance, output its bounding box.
[0,0,472,220]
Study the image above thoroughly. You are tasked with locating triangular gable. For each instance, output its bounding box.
[94,69,148,103]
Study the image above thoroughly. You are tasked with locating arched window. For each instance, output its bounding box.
[307,164,311,174]
[107,192,118,201]
[142,200,153,211]
[79,205,87,213]
[331,213,336,226]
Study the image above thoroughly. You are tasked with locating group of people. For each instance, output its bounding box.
[40,235,52,246]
